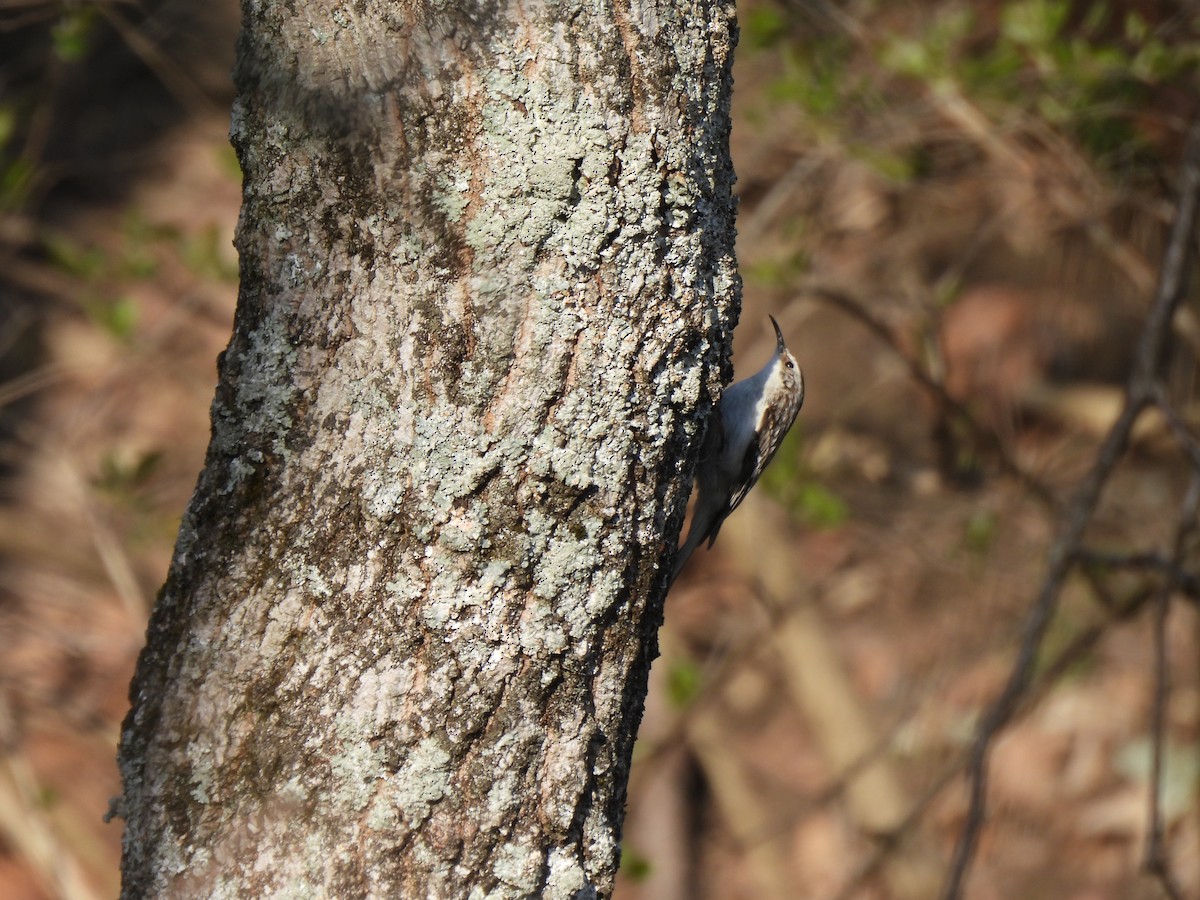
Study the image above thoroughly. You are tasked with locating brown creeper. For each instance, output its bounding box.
[671,315,805,582]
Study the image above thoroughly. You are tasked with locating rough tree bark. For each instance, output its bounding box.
[115,1,739,896]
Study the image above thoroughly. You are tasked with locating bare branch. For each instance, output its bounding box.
[940,114,1200,900]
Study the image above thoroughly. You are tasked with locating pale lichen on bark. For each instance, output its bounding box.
[117,1,739,897]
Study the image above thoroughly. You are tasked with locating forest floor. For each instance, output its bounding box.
[1,2,1197,899]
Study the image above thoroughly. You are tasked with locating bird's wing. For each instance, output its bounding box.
[704,402,789,548]
[729,430,766,514]
[702,435,757,549]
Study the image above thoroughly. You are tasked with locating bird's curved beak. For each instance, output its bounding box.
[769,315,786,353]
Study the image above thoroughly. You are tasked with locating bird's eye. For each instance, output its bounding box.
[785,360,795,369]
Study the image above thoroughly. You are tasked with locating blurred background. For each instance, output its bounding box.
[1,1,1198,898]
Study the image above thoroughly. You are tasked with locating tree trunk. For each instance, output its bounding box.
[115,1,739,896]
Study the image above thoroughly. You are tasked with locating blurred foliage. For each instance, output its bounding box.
[181,222,239,282]
[962,508,998,555]
[50,7,99,64]
[33,209,239,340]
[761,429,850,528]
[214,142,242,180]
[1034,584,1100,680]
[665,657,704,709]
[618,846,653,882]
[1,155,36,211]
[879,1,1198,165]
[743,4,791,49]
[81,294,139,342]
[745,0,1199,175]
[1115,737,1200,821]
[120,212,167,278]
[0,0,235,216]
[41,231,105,280]
[94,448,165,502]
[40,229,158,340]
[1,4,99,212]
[743,249,810,289]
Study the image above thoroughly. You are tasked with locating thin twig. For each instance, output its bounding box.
[1075,548,1200,603]
[1143,474,1200,900]
[939,115,1200,900]
[1152,382,1200,468]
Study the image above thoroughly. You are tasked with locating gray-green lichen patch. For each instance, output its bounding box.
[539,726,589,831]
[544,847,590,897]
[484,767,522,826]
[328,717,387,809]
[383,735,452,827]
[493,840,540,893]
[432,169,472,223]
[518,599,569,656]
[187,743,217,805]
[384,575,423,607]
[467,58,626,285]
[528,523,612,632]
[212,312,299,489]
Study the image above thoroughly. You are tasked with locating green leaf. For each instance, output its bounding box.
[0,157,35,210]
[96,448,164,499]
[744,5,788,49]
[215,142,243,180]
[43,233,106,279]
[879,37,933,79]
[1124,12,1149,44]
[794,482,849,528]
[963,510,997,554]
[852,145,915,183]
[0,105,15,147]
[1114,737,1199,821]
[743,251,809,288]
[758,428,850,529]
[52,9,98,63]
[81,295,139,342]
[181,224,239,282]
[118,246,160,279]
[620,846,653,882]
[1080,2,1110,37]
[665,659,703,709]
[1002,0,1069,48]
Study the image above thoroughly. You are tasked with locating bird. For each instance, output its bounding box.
[671,315,805,583]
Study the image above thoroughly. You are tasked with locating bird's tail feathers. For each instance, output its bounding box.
[670,491,724,584]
